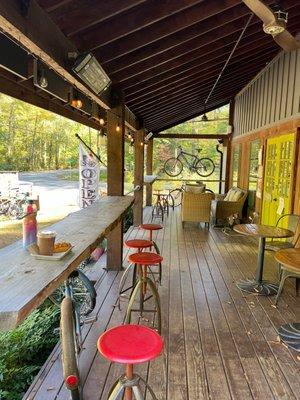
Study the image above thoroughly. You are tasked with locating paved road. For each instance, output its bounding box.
[20,170,80,217]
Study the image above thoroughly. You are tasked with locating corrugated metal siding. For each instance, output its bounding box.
[234,49,300,137]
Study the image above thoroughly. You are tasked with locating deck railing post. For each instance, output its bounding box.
[106,105,125,270]
[225,99,234,192]
[133,129,145,226]
[146,139,153,206]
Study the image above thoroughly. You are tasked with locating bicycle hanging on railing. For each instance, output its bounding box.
[163,146,215,177]
[49,267,97,399]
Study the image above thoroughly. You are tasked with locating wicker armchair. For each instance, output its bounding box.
[181,192,214,228]
[211,187,248,226]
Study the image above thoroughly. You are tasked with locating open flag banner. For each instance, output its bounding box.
[79,143,100,208]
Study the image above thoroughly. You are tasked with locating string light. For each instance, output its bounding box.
[71,98,83,109]
[116,122,120,132]
[99,118,105,125]
[140,142,144,147]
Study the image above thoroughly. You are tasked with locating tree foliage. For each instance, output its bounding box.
[0,93,105,172]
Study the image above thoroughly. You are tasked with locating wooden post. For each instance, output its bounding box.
[133,129,145,226]
[106,105,125,270]
[146,139,153,206]
[225,100,234,192]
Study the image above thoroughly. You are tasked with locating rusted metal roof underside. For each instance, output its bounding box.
[37,0,300,132]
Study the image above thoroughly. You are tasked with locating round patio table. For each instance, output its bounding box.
[233,224,294,296]
[275,248,300,352]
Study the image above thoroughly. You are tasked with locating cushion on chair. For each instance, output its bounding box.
[224,188,244,202]
[185,183,205,194]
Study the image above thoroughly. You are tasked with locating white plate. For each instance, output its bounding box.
[30,246,73,260]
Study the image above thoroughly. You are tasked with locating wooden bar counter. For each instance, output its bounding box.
[0,196,134,331]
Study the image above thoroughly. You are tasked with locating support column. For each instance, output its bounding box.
[106,105,125,270]
[133,129,145,226]
[225,99,234,192]
[146,139,153,206]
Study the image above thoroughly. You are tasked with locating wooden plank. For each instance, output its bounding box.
[0,195,133,331]
[133,129,145,225]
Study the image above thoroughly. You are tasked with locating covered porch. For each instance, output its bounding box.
[25,207,300,400]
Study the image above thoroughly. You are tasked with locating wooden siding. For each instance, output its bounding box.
[234,49,300,137]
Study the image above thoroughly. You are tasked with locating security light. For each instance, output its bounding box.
[72,53,111,95]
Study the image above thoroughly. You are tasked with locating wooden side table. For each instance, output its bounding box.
[233,224,293,296]
[275,248,300,352]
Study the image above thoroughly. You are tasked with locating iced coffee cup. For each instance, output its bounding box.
[37,231,56,256]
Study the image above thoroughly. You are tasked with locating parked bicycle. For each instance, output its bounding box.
[49,268,97,399]
[163,146,215,177]
[0,190,30,219]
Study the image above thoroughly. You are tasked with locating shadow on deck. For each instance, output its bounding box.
[24,207,300,400]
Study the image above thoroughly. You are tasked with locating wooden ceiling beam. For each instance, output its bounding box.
[150,100,230,133]
[124,48,274,103]
[91,0,241,60]
[0,72,101,130]
[112,12,300,84]
[127,59,269,110]
[49,0,147,37]
[37,0,72,12]
[124,44,278,99]
[103,5,251,72]
[142,79,250,123]
[131,63,269,114]
[73,0,205,51]
[119,33,284,90]
[100,0,297,69]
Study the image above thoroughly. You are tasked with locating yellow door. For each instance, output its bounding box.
[262,133,295,227]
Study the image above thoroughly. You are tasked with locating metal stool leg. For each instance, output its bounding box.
[107,379,124,400]
[125,277,161,333]
[275,269,290,305]
[115,263,135,309]
[139,376,159,400]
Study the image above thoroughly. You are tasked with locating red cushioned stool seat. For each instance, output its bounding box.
[140,224,163,231]
[98,324,163,364]
[128,252,163,265]
[125,239,152,249]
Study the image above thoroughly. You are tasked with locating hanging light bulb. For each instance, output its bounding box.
[128,133,132,140]
[39,68,48,88]
[71,98,83,109]
[140,142,144,147]
[99,117,105,125]
[116,122,120,132]
[201,113,208,122]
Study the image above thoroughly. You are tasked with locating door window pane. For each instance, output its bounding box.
[248,140,260,190]
[232,145,240,186]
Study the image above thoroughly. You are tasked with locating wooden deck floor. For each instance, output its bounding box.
[24,207,300,400]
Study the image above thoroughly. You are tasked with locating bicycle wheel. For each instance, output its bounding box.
[169,189,183,206]
[163,158,183,177]
[50,270,96,317]
[60,298,81,400]
[195,158,215,177]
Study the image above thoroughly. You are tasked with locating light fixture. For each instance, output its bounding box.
[39,68,48,88]
[201,113,208,122]
[71,93,83,109]
[140,142,144,147]
[116,122,120,132]
[263,10,287,36]
[72,53,111,94]
[99,118,105,125]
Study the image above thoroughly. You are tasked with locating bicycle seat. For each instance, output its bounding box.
[196,148,202,153]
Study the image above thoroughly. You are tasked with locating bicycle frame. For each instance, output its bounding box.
[64,279,82,348]
[177,149,199,170]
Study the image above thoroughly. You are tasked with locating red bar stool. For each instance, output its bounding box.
[116,239,153,309]
[98,324,163,400]
[125,252,163,333]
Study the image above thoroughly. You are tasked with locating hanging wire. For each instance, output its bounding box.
[205,13,254,105]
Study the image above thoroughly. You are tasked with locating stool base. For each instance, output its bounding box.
[108,373,158,400]
[125,276,161,334]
